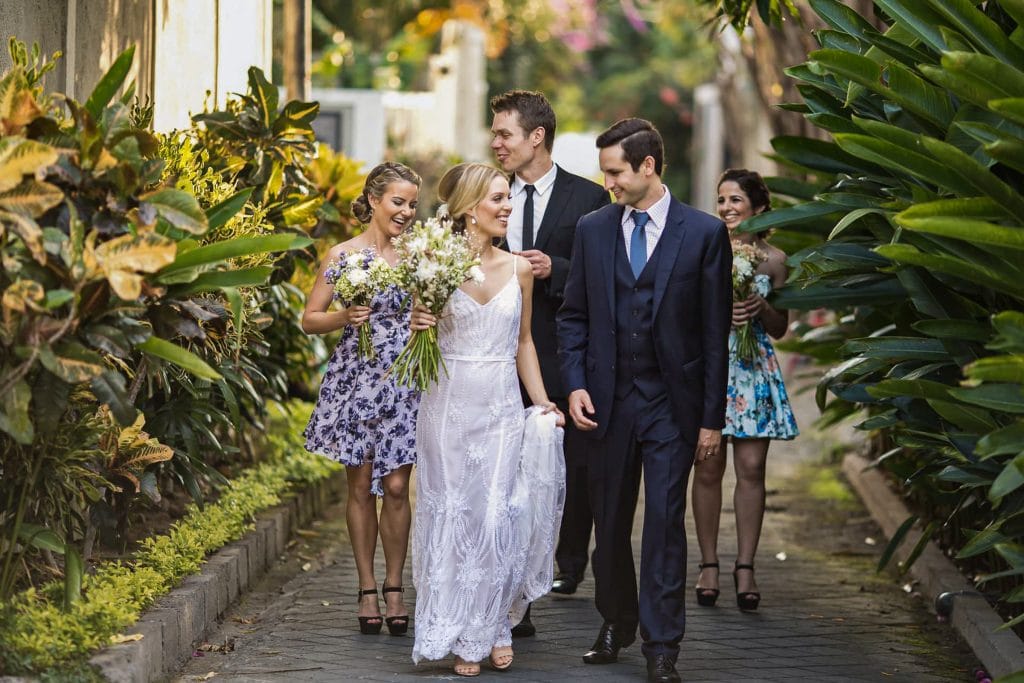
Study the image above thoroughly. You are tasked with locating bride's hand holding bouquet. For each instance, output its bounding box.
[389,212,484,390]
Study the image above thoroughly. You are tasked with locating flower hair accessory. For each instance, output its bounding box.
[435,203,451,223]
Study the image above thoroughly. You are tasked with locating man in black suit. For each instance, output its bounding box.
[557,118,731,683]
[489,90,610,637]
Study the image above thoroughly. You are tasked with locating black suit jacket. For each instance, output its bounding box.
[515,166,610,401]
[556,196,733,441]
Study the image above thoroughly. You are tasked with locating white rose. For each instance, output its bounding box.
[347,269,369,286]
[468,265,485,284]
[416,261,439,282]
[346,253,364,268]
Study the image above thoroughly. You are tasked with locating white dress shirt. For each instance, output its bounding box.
[508,163,559,252]
[621,185,672,260]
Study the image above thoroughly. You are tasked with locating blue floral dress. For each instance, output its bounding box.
[304,283,420,496]
[724,273,799,440]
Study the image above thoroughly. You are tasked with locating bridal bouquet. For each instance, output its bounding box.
[323,248,394,359]
[731,240,766,362]
[389,215,484,390]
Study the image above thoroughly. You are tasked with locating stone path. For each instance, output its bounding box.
[174,366,979,682]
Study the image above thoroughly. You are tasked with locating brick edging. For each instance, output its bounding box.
[89,471,346,682]
[842,453,1024,678]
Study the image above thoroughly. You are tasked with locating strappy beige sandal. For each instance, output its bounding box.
[489,645,514,670]
[454,656,480,677]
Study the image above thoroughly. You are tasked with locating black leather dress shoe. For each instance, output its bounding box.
[551,573,580,595]
[510,604,535,638]
[647,653,681,683]
[582,622,636,664]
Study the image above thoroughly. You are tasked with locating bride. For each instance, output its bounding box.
[409,162,566,677]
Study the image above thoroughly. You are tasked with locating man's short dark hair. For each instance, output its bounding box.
[490,90,556,152]
[596,118,664,176]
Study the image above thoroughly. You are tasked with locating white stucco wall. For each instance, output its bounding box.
[1,0,273,132]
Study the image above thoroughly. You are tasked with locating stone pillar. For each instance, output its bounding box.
[691,83,725,216]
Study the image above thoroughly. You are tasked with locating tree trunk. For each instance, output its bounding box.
[283,0,311,101]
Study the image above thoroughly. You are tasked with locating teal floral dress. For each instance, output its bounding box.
[724,274,799,440]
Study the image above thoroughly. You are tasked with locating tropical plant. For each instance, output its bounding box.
[721,0,1024,631]
[0,41,313,599]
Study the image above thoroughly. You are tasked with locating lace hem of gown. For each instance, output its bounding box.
[411,407,564,664]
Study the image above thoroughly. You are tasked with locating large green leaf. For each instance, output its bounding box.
[248,66,278,129]
[17,523,64,553]
[919,136,1024,220]
[896,197,1004,221]
[91,370,136,426]
[772,278,906,310]
[833,133,961,195]
[84,45,135,119]
[205,187,255,232]
[771,135,876,175]
[989,453,1024,504]
[873,0,949,53]
[171,266,274,296]
[912,319,992,343]
[0,137,58,193]
[0,378,34,444]
[875,244,1024,298]
[950,384,1024,414]
[136,336,222,381]
[957,526,1009,558]
[39,342,106,384]
[966,355,1024,384]
[989,98,1024,127]
[842,336,950,361]
[976,420,1024,458]
[158,233,312,277]
[141,188,207,235]
[930,0,1024,65]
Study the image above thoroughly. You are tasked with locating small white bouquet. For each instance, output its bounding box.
[389,215,483,390]
[323,248,394,359]
[731,240,767,362]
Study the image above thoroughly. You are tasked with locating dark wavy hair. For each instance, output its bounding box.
[596,118,664,176]
[489,90,557,152]
[718,168,771,238]
[351,162,422,224]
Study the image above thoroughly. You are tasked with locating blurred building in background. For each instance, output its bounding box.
[0,0,273,131]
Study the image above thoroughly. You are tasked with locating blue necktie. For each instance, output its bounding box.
[629,211,650,278]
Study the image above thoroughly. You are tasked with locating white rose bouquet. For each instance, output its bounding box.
[323,248,394,359]
[731,240,767,362]
[389,215,483,390]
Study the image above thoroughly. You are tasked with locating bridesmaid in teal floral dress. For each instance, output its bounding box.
[692,169,798,612]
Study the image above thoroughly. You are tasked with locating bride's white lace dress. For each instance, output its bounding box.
[411,265,565,664]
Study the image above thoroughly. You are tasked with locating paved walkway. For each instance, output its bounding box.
[175,366,979,682]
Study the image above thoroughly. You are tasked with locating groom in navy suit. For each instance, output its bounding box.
[556,118,731,683]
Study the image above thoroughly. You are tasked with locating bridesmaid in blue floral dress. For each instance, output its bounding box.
[692,169,798,612]
[303,162,421,636]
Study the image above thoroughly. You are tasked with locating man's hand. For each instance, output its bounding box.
[694,428,723,464]
[516,249,552,279]
[568,389,598,431]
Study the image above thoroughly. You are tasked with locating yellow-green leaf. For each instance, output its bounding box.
[0,179,63,217]
[0,378,33,444]
[39,342,106,384]
[0,136,58,192]
[2,279,45,313]
[94,231,177,300]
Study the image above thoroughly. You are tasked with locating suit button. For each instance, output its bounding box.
[633,309,640,317]
[633,287,639,293]
[632,354,638,361]
[631,332,639,338]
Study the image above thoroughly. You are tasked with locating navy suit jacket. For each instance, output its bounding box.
[556,196,732,442]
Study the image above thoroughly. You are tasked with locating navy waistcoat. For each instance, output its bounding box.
[614,230,666,400]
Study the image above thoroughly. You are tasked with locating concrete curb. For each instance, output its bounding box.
[89,471,345,683]
[842,453,1024,678]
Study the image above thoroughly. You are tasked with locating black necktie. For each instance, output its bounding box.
[522,184,536,250]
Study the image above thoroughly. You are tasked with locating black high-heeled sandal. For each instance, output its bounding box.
[733,563,761,611]
[382,585,409,636]
[357,588,383,634]
[695,561,720,607]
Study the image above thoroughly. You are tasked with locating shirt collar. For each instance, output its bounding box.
[623,184,672,228]
[512,163,558,196]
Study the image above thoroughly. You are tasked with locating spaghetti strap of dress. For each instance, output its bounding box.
[513,254,518,275]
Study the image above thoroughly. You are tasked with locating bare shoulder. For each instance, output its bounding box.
[759,242,789,278]
[327,238,361,259]
[515,253,533,283]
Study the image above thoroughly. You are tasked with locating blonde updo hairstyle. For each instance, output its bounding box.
[436,162,505,234]
[351,161,422,224]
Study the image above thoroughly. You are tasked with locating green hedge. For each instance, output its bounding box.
[0,402,338,676]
